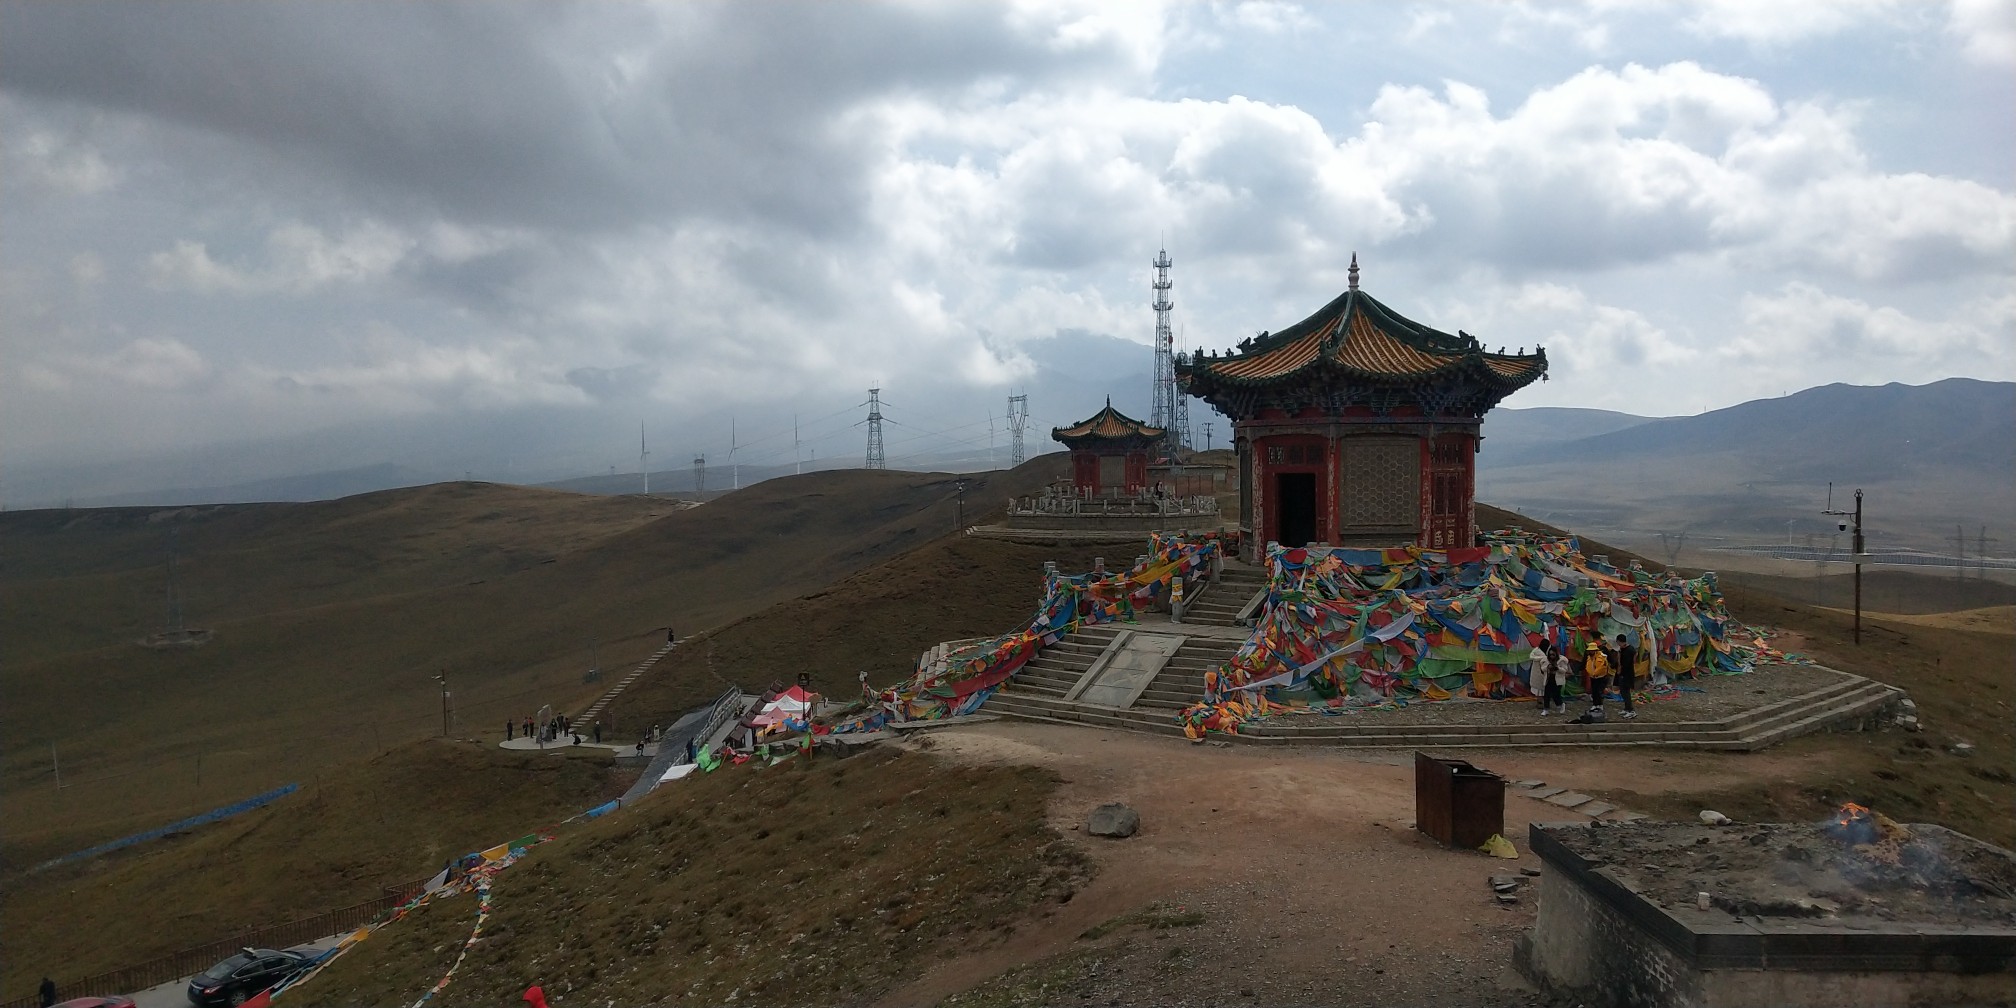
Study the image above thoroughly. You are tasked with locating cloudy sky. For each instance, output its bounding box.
[3,0,2012,496]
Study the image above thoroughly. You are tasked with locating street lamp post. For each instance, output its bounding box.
[955,479,967,533]
[1823,488,1865,644]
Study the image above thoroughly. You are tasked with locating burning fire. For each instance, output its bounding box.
[1826,802,1910,860]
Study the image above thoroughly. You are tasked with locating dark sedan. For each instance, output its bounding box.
[185,947,314,1006]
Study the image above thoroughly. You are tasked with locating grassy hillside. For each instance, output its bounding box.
[1,458,1068,870]
[614,536,1116,733]
[2,740,620,993]
[290,747,1090,1008]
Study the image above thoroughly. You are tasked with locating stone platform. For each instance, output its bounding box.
[983,620,1905,752]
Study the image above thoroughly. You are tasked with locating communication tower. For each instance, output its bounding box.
[1149,248,1189,457]
[693,453,705,495]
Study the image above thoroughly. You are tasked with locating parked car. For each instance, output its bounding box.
[185,947,315,1006]
[54,998,139,1008]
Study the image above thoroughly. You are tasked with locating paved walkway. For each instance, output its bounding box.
[498,735,636,755]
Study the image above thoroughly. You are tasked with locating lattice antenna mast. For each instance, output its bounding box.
[865,388,886,469]
[1149,247,1186,457]
[1007,393,1029,467]
[693,452,705,495]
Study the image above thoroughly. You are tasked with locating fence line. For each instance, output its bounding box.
[5,877,429,1008]
[29,783,301,873]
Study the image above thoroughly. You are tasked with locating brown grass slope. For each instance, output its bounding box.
[615,536,1116,733]
[1,740,619,994]
[1,460,1066,869]
[290,746,1090,1008]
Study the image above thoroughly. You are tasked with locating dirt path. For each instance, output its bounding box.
[874,720,1842,1008]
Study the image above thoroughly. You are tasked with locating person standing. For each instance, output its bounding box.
[506,720,514,741]
[1574,640,1613,724]
[1532,640,1568,716]
[592,720,603,744]
[667,626,677,645]
[39,976,56,1007]
[1613,632,1639,720]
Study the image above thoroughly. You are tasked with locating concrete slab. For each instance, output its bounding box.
[1603,810,1649,822]
[1527,786,1568,799]
[1577,801,1617,818]
[1544,791,1594,808]
[1513,780,1547,789]
[1074,632,1188,708]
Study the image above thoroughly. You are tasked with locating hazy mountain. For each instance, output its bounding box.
[1478,406,1654,458]
[56,464,444,508]
[1488,378,2012,477]
[1477,378,2014,552]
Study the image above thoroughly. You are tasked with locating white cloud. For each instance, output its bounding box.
[146,222,412,295]
[45,336,212,390]
[1346,63,2014,279]
[9,124,118,194]
[1724,282,2016,377]
[1947,0,2016,66]
[1223,1,1318,34]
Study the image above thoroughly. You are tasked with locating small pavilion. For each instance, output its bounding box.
[1177,256,1547,561]
[1052,399,1165,497]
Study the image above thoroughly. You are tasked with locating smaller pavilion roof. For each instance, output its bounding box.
[1052,399,1165,447]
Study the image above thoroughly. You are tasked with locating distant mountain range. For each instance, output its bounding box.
[10,374,2007,559]
[1477,378,2013,553]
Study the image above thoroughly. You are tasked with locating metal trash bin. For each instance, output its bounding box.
[1414,751,1505,849]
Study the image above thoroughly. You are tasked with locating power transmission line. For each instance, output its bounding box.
[1008,393,1029,467]
[864,388,886,469]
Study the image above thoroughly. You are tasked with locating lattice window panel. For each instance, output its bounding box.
[1341,438,1419,526]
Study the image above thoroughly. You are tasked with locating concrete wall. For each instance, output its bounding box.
[1522,868,1706,1008]
[1521,824,2016,1008]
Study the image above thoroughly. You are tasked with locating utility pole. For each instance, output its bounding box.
[865,388,886,470]
[955,479,967,533]
[641,423,650,497]
[1007,393,1029,467]
[1951,524,1967,581]
[1822,488,1865,645]
[433,672,451,737]
[730,416,740,490]
[1202,421,1213,452]
[1979,526,2000,580]
[693,453,706,495]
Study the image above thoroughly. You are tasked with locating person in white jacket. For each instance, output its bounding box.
[1530,639,1572,716]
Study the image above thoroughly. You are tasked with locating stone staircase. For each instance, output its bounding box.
[574,639,679,727]
[1228,670,1904,751]
[1181,560,1268,627]
[984,624,1904,751]
[1134,636,1244,710]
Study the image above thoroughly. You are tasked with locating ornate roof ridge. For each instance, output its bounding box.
[1051,399,1165,441]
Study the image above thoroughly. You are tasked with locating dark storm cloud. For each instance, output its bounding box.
[0,1,1130,235]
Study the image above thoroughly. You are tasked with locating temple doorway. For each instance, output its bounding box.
[1274,472,1318,548]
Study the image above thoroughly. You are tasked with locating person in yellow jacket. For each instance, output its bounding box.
[1572,639,1613,724]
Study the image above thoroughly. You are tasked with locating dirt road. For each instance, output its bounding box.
[876,720,1828,1008]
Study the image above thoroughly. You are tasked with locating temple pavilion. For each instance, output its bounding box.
[1177,256,1547,561]
[1051,399,1165,497]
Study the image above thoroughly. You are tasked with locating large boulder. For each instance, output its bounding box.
[1087,802,1140,838]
